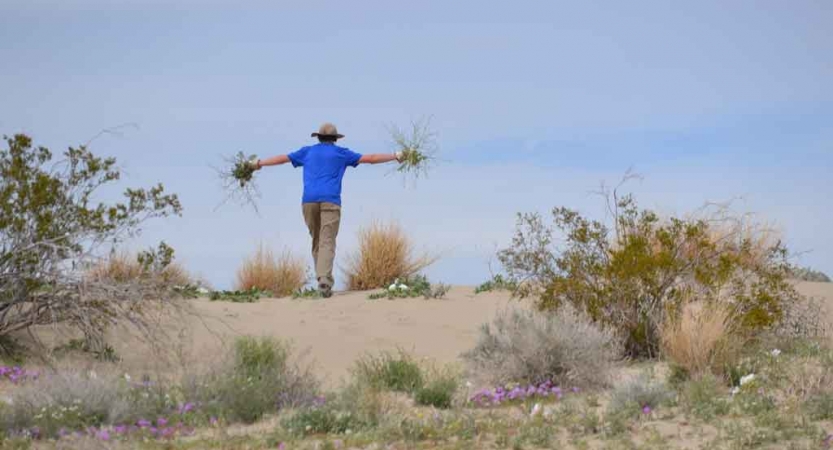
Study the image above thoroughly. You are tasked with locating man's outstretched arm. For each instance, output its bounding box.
[359,152,403,164]
[253,155,291,169]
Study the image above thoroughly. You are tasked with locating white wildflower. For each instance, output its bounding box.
[124,373,132,382]
[388,284,397,292]
[770,349,781,358]
[88,370,98,379]
[730,386,740,396]
[398,284,409,291]
[740,374,756,386]
[465,381,473,388]
[530,403,542,417]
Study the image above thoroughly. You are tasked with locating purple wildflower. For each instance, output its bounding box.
[114,425,127,434]
[149,427,158,435]
[210,416,219,426]
[571,387,581,393]
[96,429,110,441]
[642,405,652,415]
[137,419,151,428]
[58,428,68,438]
[157,417,168,427]
[278,443,286,450]
[160,427,175,439]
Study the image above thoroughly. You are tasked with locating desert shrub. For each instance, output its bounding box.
[607,372,674,418]
[367,275,450,300]
[679,374,730,420]
[498,182,800,358]
[351,349,424,393]
[236,245,307,297]
[0,370,143,438]
[0,134,183,352]
[661,302,742,377]
[474,274,519,294]
[345,221,436,290]
[461,305,620,389]
[790,266,831,283]
[182,336,319,424]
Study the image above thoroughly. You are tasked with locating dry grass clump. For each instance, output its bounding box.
[345,221,436,291]
[86,251,191,286]
[235,245,307,297]
[461,305,621,389]
[661,302,741,377]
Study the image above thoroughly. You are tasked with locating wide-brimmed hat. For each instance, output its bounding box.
[311,122,344,139]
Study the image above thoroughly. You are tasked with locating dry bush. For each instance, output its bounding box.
[345,221,436,291]
[87,251,191,286]
[661,302,742,377]
[461,305,621,389]
[235,245,307,297]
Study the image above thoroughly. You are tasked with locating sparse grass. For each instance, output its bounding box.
[87,250,191,286]
[661,302,741,378]
[345,221,436,291]
[236,245,307,297]
[461,305,620,389]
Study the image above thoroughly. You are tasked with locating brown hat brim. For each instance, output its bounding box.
[311,132,345,139]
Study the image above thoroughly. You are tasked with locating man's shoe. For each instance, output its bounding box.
[319,283,332,298]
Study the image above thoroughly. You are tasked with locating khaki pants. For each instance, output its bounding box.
[302,202,341,288]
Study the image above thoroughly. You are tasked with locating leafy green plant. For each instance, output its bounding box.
[282,407,364,436]
[367,275,449,300]
[679,374,730,421]
[208,287,272,302]
[474,274,519,294]
[292,287,322,299]
[498,178,800,358]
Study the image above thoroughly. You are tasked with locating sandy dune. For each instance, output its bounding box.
[35,282,833,387]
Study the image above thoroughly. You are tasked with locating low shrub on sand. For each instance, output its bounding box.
[461,305,620,389]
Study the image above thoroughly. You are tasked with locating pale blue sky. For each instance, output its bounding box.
[2,1,831,289]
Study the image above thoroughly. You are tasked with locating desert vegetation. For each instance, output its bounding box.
[344,221,436,291]
[235,245,308,298]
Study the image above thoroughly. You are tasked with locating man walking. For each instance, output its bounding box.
[252,123,402,297]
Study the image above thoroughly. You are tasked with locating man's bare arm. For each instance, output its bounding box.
[253,155,291,169]
[359,153,402,164]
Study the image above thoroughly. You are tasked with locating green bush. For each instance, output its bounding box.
[498,188,800,358]
[414,376,458,409]
[282,407,364,436]
[183,336,319,424]
[367,275,449,300]
[351,350,424,393]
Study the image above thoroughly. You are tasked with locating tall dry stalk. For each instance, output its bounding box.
[236,245,307,297]
[345,221,436,291]
[87,251,191,286]
[661,302,741,377]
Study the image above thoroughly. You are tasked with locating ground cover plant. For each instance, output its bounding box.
[474,273,519,294]
[367,275,450,300]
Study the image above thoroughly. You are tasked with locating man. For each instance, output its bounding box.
[252,123,402,298]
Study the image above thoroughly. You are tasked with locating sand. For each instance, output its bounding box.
[29,282,833,388]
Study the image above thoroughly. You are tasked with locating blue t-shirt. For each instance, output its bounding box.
[287,143,363,206]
